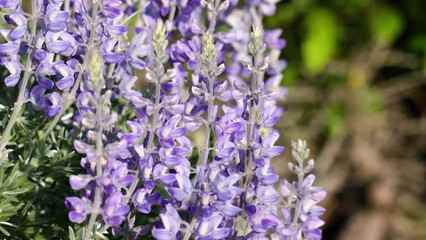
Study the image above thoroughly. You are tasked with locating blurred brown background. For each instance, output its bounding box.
[268,0,426,239]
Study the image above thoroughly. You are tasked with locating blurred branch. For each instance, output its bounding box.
[380,71,426,102]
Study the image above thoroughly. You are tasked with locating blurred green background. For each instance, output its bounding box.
[267,0,426,239]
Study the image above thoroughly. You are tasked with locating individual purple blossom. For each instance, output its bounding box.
[102,192,131,226]
[196,213,230,239]
[44,7,69,32]
[132,187,161,213]
[101,38,123,63]
[70,174,93,190]
[125,31,151,70]
[45,92,64,117]
[152,204,182,240]
[45,32,78,57]
[97,159,135,192]
[246,204,281,234]
[2,61,21,87]
[65,197,89,224]
[101,0,127,36]
[170,38,201,69]
[211,174,244,217]
[166,174,194,201]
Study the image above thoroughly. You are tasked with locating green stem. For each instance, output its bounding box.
[82,92,104,240]
[99,44,165,234]
[288,167,304,240]
[122,70,162,206]
[237,40,265,238]
[242,52,262,190]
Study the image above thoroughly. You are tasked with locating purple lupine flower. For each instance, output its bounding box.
[101,0,127,36]
[2,61,21,87]
[70,174,93,190]
[196,213,230,239]
[97,159,135,191]
[54,62,75,90]
[101,38,123,63]
[0,6,27,87]
[126,31,151,69]
[44,8,69,32]
[45,92,64,117]
[209,174,243,217]
[170,38,201,69]
[45,32,77,57]
[166,174,193,201]
[133,187,161,213]
[0,43,19,56]
[152,204,181,240]
[0,0,19,8]
[278,140,327,240]
[102,192,131,226]
[259,130,285,158]
[52,0,327,238]
[65,197,89,224]
[246,205,281,234]
[247,0,279,16]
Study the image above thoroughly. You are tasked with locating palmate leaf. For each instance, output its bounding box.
[0,162,33,237]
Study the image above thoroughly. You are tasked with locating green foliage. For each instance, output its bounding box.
[265,0,425,238]
[369,7,404,44]
[0,163,33,237]
[0,82,79,239]
[302,8,340,74]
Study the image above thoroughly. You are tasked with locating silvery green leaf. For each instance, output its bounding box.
[0,226,10,237]
[68,226,76,240]
[46,150,58,158]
